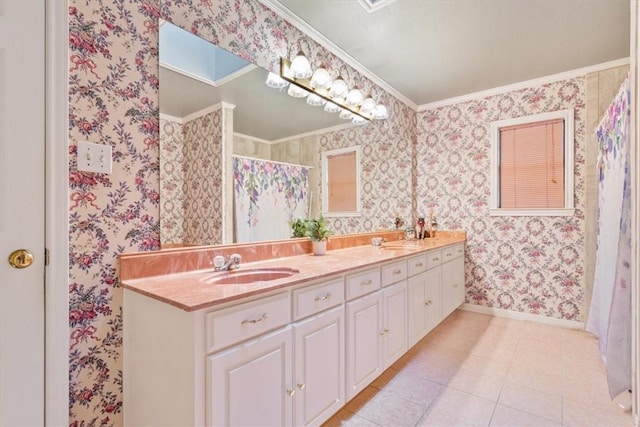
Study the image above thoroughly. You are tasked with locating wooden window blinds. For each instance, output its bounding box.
[499,118,564,209]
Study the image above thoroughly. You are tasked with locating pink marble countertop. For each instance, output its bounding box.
[121,236,465,312]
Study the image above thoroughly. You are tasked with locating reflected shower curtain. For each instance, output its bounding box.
[233,156,310,243]
[587,77,631,399]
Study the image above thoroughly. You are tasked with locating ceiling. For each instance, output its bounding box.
[273,0,630,106]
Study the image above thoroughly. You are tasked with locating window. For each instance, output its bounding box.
[321,146,362,216]
[490,109,574,216]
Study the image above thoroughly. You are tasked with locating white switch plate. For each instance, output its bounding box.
[77,141,112,174]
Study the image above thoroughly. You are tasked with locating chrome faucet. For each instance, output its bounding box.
[213,253,242,271]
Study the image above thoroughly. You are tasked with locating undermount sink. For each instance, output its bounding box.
[203,267,300,285]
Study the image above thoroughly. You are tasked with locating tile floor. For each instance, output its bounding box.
[323,310,633,427]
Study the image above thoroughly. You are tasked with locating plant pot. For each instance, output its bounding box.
[312,240,327,256]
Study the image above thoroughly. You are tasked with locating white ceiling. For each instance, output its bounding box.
[274,0,630,106]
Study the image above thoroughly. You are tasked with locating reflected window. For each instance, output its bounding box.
[322,146,361,216]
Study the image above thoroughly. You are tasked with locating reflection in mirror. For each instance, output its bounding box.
[322,146,361,217]
[159,21,363,247]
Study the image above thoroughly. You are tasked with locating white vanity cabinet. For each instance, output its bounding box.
[441,243,466,318]
[207,325,293,427]
[407,251,442,347]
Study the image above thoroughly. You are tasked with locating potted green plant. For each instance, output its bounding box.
[304,216,332,255]
[289,218,308,238]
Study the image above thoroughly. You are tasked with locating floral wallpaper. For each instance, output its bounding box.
[416,78,586,321]
[183,110,223,245]
[68,1,160,425]
[159,117,185,245]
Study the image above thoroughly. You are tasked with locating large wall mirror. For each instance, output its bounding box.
[159,21,366,247]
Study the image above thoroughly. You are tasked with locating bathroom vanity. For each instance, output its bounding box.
[121,234,465,426]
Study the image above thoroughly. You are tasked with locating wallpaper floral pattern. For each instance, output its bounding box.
[183,110,223,245]
[68,1,160,424]
[416,78,586,321]
[159,118,185,245]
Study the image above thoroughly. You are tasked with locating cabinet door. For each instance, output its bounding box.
[207,326,293,427]
[407,272,427,348]
[382,281,408,368]
[424,266,442,334]
[441,256,465,319]
[293,306,345,427]
[346,291,383,400]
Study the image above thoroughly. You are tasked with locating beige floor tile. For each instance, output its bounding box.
[520,322,565,344]
[427,387,496,426]
[378,368,443,405]
[457,354,510,380]
[511,345,563,376]
[370,367,399,390]
[469,337,517,363]
[345,386,426,427]
[448,369,505,401]
[505,363,562,395]
[498,383,562,423]
[562,373,613,406]
[489,404,562,427]
[563,399,633,427]
[322,408,382,427]
[416,408,476,427]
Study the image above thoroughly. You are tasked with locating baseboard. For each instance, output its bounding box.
[459,303,585,330]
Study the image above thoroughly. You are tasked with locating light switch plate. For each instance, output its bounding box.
[77,141,112,174]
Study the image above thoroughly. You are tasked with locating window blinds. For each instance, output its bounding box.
[499,118,564,209]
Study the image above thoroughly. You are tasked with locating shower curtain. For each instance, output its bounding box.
[233,156,311,243]
[587,76,631,399]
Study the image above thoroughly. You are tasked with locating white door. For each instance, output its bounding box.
[382,281,408,368]
[0,1,46,425]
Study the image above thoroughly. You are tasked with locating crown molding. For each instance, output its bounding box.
[259,0,417,110]
[234,132,274,145]
[418,57,631,111]
[159,113,183,124]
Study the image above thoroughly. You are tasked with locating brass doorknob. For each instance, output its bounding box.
[8,249,34,269]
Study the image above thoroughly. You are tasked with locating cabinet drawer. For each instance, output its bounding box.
[293,277,345,320]
[426,250,442,270]
[443,244,464,262]
[381,260,408,286]
[205,292,290,353]
[407,253,427,277]
[346,268,380,300]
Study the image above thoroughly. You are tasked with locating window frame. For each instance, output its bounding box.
[489,108,575,217]
[321,146,362,217]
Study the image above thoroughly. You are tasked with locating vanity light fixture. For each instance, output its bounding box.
[277,57,388,123]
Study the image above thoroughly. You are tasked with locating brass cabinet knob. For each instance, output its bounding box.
[8,249,34,269]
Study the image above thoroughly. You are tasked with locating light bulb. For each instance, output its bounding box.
[328,76,348,102]
[288,51,312,79]
[306,93,326,107]
[310,67,332,90]
[372,104,388,119]
[324,102,341,113]
[345,88,364,108]
[287,84,309,98]
[265,72,289,89]
[360,96,376,114]
[339,109,353,120]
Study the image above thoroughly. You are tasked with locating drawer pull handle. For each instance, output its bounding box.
[297,383,306,390]
[241,313,269,326]
[361,279,373,286]
[415,262,424,267]
[287,389,296,397]
[446,252,452,256]
[379,329,390,336]
[314,293,331,302]
[433,257,439,261]
[425,300,432,306]
[393,269,402,275]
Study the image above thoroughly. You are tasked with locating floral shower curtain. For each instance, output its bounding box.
[587,77,631,399]
[233,156,311,243]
